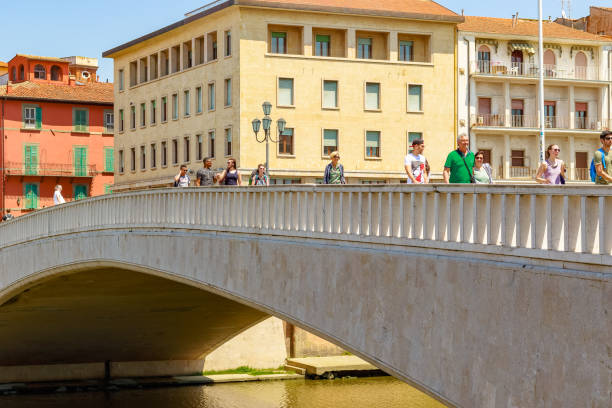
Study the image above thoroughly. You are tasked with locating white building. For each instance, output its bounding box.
[458,15,612,181]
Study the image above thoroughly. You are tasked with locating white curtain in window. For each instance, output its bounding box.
[408,85,422,111]
[365,83,380,110]
[278,78,294,106]
[323,81,337,108]
[323,129,337,147]
[365,131,380,147]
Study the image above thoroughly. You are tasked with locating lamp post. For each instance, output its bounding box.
[251,102,287,175]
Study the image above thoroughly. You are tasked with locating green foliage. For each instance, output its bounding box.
[201,366,293,376]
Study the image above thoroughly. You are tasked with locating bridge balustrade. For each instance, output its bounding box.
[1,185,610,264]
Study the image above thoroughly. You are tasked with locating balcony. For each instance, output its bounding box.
[575,168,590,181]
[510,166,535,178]
[472,114,610,131]
[6,162,97,177]
[473,61,602,81]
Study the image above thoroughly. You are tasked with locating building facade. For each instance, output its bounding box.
[0,55,114,217]
[103,0,462,190]
[457,16,612,180]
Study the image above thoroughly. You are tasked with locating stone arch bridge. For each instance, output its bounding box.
[0,185,609,408]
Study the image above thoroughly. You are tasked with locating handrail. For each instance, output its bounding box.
[1,185,610,264]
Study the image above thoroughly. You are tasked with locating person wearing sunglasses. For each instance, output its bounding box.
[593,130,612,185]
[217,158,242,186]
[473,151,493,184]
[536,144,566,185]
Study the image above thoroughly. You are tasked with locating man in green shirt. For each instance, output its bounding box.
[594,130,612,185]
[443,134,475,183]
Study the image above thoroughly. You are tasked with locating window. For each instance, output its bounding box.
[104,111,114,132]
[365,82,380,110]
[151,143,157,168]
[119,149,124,173]
[279,128,294,155]
[225,30,231,56]
[575,51,587,79]
[172,139,178,164]
[73,146,88,176]
[74,184,88,201]
[24,144,38,175]
[271,32,287,54]
[172,93,178,120]
[365,131,380,158]
[73,108,89,132]
[184,136,191,162]
[161,141,167,167]
[207,32,218,61]
[140,57,148,82]
[130,147,136,171]
[184,90,191,116]
[225,128,232,156]
[18,65,24,81]
[477,45,491,73]
[511,150,525,167]
[104,185,112,195]
[208,83,215,110]
[323,80,338,109]
[209,130,215,158]
[575,102,588,129]
[399,41,413,62]
[129,61,137,86]
[171,45,180,73]
[357,38,372,59]
[11,67,16,81]
[408,84,422,112]
[278,78,294,106]
[50,65,62,81]
[151,100,156,124]
[323,129,338,156]
[23,105,41,129]
[130,105,136,129]
[196,134,203,161]
[104,147,114,172]
[119,109,124,132]
[224,78,232,106]
[511,99,524,127]
[140,145,146,170]
[212,39,218,60]
[140,103,146,127]
[34,64,46,79]
[544,101,556,128]
[315,35,330,56]
[161,97,168,122]
[196,87,203,113]
[24,184,39,209]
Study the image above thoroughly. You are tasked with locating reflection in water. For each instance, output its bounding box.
[2,377,446,408]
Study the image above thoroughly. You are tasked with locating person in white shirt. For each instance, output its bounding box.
[174,165,191,187]
[404,139,429,184]
[53,185,66,205]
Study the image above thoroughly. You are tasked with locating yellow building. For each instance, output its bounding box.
[0,61,7,77]
[103,0,462,190]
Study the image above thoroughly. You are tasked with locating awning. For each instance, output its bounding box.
[508,42,535,54]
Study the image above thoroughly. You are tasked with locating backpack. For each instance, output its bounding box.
[590,148,607,182]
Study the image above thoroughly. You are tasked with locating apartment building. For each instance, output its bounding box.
[103,0,462,190]
[457,16,612,181]
[0,55,114,217]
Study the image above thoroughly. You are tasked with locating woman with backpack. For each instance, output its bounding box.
[535,144,566,185]
[251,164,269,186]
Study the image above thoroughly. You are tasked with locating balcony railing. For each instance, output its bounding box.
[472,114,610,131]
[474,61,601,81]
[5,162,97,177]
[575,168,590,181]
[510,166,535,178]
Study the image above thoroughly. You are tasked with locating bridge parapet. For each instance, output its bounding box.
[1,184,611,264]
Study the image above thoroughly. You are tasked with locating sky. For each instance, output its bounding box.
[1,0,610,82]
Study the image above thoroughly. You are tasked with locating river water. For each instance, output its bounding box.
[2,377,446,408]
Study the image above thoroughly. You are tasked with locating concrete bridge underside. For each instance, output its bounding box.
[0,228,610,408]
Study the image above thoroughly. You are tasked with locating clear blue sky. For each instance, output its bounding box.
[1,0,609,82]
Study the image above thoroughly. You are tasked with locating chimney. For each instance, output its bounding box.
[548,16,552,22]
[512,14,516,27]
[461,8,464,16]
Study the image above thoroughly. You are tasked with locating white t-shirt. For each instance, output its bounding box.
[53,190,65,205]
[176,174,190,187]
[404,153,427,184]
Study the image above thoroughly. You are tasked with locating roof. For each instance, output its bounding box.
[0,61,7,68]
[458,16,609,42]
[0,81,113,105]
[14,54,68,63]
[104,0,462,57]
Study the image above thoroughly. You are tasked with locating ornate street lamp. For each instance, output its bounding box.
[251,102,288,175]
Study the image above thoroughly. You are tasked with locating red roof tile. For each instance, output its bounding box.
[0,81,113,104]
[458,16,608,42]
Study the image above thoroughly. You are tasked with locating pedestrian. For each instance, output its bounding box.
[535,144,565,185]
[324,151,346,184]
[251,164,269,186]
[196,157,217,186]
[404,139,429,184]
[217,158,242,186]
[592,130,612,185]
[473,151,493,184]
[2,209,14,221]
[174,164,191,187]
[53,185,66,205]
[443,134,475,183]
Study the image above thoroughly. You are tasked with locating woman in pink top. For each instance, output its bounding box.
[535,144,566,185]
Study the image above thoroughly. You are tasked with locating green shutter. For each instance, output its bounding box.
[104,184,112,195]
[74,109,88,132]
[271,32,286,39]
[316,35,330,43]
[25,184,39,209]
[74,147,88,176]
[74,185,87,200]
[24,145,38,175]
[35,107,42,129]
[104,147,114,172]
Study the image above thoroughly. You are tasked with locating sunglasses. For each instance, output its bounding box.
[552,148,561,152]
[605,137,612,141]
[475,157,484,160]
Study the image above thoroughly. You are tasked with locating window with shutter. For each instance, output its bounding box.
[74,109,88,132]
[365,131,380,158]
[74,147,88,176]
[365,83,380,110]
[104,147,114,172]
[24,145,38,175]
[24,184,39,209]
[323,81,338,109]
[74,185,87,200]
[323,129,338,156]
